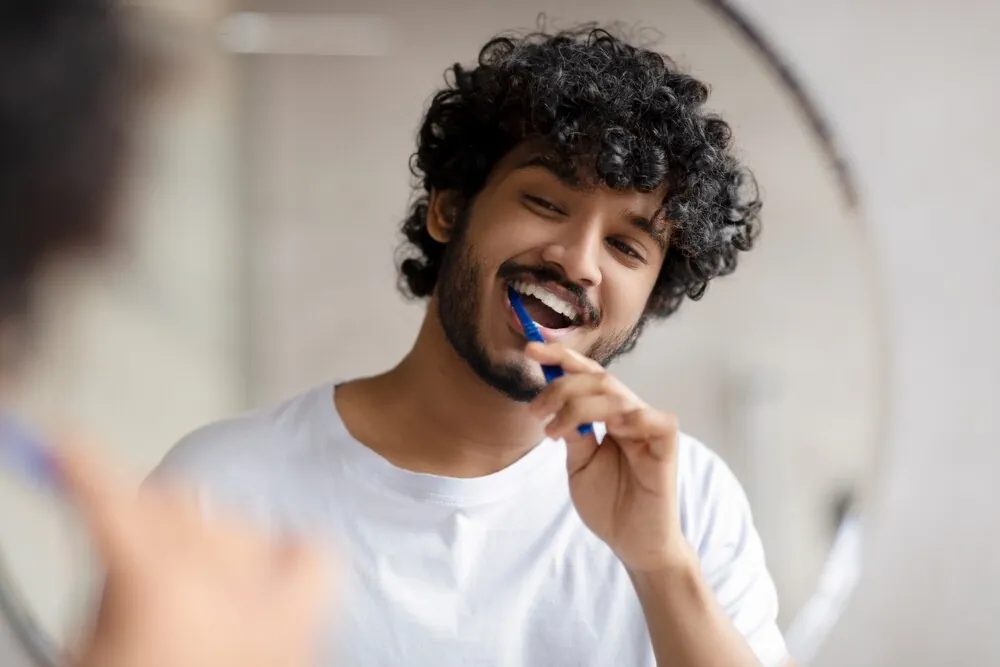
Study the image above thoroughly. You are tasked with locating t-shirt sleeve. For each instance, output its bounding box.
[144,417,281,528]
[680,438,790,667]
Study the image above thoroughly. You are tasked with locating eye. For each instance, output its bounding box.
[522,194,565,216]
[607,238,645,262]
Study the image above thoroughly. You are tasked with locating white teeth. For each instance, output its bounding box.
[512,280,580,323]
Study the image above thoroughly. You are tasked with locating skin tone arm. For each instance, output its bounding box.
[629,558,791,667]
[526,341,794,667]
[44,442,335,667]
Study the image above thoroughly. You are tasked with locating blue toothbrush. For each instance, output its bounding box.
[0,416,59,490]
[508,286,594,437]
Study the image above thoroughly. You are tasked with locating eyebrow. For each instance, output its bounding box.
[514,154,584,189]
[623,210,671,252]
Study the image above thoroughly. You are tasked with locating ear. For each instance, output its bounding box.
[426,189,459,243]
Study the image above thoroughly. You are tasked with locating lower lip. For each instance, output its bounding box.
[503,289,577,342]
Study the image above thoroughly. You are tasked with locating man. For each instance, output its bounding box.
[0,2,332,666]
[156,26,790,666]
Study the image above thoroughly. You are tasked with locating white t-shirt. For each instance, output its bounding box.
[151,382,788,667]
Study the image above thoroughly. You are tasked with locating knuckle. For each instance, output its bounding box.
[564,396,585,419]
[629,407,650,426]
[661,411,679,432]
[542,375,569,400]
[597,372,617,392]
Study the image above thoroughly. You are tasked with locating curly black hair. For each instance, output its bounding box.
[0,0,137,323]
[397,25,761,319]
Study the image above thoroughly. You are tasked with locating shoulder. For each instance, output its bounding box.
[673,431,764,576]
[674,432,753,550]
[150,382,336,494]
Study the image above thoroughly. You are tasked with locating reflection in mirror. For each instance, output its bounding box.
[0,1,883,666]
[236,0,885,644]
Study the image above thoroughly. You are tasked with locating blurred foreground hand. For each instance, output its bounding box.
[51,444,335,667]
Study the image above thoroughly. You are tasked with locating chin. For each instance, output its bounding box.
[483,361,545,402]
[468,346,540,399]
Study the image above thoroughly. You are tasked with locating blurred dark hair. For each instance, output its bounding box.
[0,0,139,324]
[397,25,761,324]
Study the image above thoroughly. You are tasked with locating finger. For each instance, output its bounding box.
[529,372,607,419]
[524,341,603,374]
[564,429,600,476]
[545,393,633,440]
[49,440,136,558]
[608,408,679,460]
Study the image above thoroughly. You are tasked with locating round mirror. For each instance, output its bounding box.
[234,0,885,643]
[0,1,882,665]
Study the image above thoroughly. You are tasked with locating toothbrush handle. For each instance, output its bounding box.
[0,419,60,489]
[540,364,564,384]
[510,289,594,437]
[541,365,594,436]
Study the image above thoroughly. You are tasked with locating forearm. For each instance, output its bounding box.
[629,548,763,667]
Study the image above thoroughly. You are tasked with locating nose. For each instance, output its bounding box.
[539,223,603,287]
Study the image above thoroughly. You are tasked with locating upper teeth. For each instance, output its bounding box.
[512,280,580,322]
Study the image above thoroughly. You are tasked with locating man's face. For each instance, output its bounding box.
[434,150,669,402]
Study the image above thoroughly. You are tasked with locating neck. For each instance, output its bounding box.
[347,302,547,478]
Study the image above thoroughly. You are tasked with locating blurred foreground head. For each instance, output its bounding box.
[0,0,140,357]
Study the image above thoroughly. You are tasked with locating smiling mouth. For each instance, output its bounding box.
[507,280,583,330]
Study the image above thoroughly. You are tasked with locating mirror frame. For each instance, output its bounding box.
[702,0,891,516]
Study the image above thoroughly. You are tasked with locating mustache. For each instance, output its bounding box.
[497,261,601,325]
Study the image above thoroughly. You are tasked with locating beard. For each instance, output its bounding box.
[434,225,643,403]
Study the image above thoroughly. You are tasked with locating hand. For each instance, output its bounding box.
[49,442,335,667]
[525,342,692,574]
